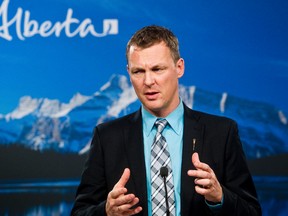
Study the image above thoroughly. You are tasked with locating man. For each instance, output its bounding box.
[71,25,262,215]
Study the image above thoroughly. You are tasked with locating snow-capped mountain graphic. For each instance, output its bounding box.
[0,74,287,159]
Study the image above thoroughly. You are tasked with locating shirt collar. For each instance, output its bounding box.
[142,99,184,137]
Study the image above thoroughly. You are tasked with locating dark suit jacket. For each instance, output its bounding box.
[71,103,262,216]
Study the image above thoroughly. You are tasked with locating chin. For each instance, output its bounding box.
[145,105,163,115]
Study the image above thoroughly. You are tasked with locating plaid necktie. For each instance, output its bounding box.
[151,119,175,216]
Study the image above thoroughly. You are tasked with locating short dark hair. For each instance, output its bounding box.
[126,25,181,64]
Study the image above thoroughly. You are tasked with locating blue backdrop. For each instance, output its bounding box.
[0,0,287,215]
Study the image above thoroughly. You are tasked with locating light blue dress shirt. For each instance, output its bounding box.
[142,102,184,216]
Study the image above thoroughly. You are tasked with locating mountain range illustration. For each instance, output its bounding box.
[0,74,287,160]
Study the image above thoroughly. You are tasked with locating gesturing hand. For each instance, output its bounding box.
[187,153,223,203]
[106,168,142,216]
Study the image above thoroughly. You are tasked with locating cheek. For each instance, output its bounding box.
[164,76,178,88]
[131,79,142,92]
[165,79,179,96]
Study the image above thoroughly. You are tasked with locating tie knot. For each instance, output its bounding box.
[155,119,168,134]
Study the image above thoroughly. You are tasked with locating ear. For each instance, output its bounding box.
[126,64,130,73]
[176,58,185,78]
[126,64,133,83]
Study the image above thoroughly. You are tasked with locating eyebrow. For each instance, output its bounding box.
[130,66,145,72]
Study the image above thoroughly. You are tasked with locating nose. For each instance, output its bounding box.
[144,71,155,86]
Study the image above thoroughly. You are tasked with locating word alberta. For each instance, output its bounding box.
[0,0,118,41]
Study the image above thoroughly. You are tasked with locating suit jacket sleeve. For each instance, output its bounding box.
[70,111,146,216]
[181,106,261,216]
[70,126,108,216]
[217,119,262,215]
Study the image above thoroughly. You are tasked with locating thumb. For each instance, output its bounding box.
[114,168,130,189]
[192,152,200,167]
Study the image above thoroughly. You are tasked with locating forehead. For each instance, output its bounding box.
[127,42,172,64]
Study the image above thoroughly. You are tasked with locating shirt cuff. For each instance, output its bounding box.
[205,195,224,210]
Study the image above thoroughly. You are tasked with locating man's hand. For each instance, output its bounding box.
[106,168,142,216]
[187,153,223,203]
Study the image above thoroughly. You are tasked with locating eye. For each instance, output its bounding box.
[131,69,145,74]
[152,66,165,72]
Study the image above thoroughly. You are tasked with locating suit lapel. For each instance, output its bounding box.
[122,106,205,215]
[181,104,204,214]
[124,109,148,215]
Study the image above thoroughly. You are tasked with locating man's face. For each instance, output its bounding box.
[127,42,184,117]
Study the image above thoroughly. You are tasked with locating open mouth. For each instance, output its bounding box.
[144,91,159,99]
[145,92,157,95]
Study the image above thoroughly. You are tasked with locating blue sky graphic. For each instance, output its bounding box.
[0,0,287,114]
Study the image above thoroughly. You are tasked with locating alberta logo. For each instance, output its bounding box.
[0,0,119,41]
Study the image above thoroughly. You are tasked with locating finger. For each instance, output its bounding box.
[114,168,130,189]
[192,152,209,171]
[191,153,212,173]
[195,178,211,188]
[187,169,212,179]
[118,197,140,210]
[109,187,128,199]
[195,162,212,172]
[130,206,143,215]
[118,205,143,216]
[117,193,142,206]
[192,152,200,168]
[116,197,142,216]
[195,184,211,194]
[194,178,214,191]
